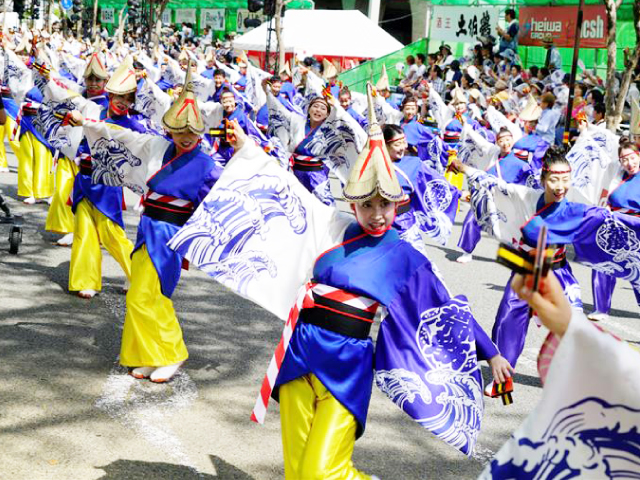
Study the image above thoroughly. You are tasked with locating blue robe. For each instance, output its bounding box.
[512,133,550,174]
[206,107,250,166]
[256,91,301,130]
[291,122,333,206]
[458,153,533,254]
[20,87,55,154]
[73,112,146,228]
[275,223,498,445]
[210,81,232,103]
[609,172,640,213]
[201,68,215,80]
[394,154,460,245]
[346,106,367,129]
[157,78,174,92]
[234,74,247,93]
[134,144,221,297]
[2,91,20,120]
[592,175,640,312]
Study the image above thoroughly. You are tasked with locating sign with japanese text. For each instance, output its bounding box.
[430,7,500,44]
[519,6,607,48]
[237,8,266,33]
[162,10,172,24]
[175,8,196,24]
[100,7,115,24]
[201,9,225,31]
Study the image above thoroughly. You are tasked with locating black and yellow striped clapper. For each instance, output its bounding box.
[491,377,514,406]
[496,243,535,275]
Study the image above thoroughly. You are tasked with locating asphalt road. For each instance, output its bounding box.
[0,149,638,480]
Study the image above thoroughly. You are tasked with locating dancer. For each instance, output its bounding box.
[452,148,583,379]
[589,137,640,321]
[169,86,513,477]
[383,123,460,250]
[74,66,221,382]
[265,81,365,205]
[453,144,640,383]
[68,57,142,298]
[44,54,109,247]
[455,124,530,264]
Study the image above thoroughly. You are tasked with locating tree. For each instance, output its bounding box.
[151,0,171,47]
[604,0,640,130]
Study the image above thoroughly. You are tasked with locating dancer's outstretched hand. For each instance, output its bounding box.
[488,354,514,384]
[228,119,247,151]
[511,272,572,337]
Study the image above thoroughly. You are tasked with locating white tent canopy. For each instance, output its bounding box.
[233,9,404,59]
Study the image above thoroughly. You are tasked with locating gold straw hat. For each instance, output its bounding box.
[343,83,403,203]
[84,53,108,80]
[105,55,138,95]
[161,60,205,135]
[519,94,542,122]
[375,64,390,91]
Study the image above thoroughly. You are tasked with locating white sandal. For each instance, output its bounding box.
[130,366,155,379]
[78,289,97,299]
[150,362,184,383]
[56,233,74,246]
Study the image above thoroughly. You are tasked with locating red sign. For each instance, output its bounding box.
[519,6,608,48]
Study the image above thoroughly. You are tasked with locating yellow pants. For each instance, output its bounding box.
[45,157,78,234]
[0,121,11,168]
[17,130,54,199]
[4,118,22,164]
[68,199,133,292]
[120,246,188,367]
[279,374,371,480]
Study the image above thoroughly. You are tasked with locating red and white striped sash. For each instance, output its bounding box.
[144,191,194,210]
[611,207,640,217]
[10,105,23,142]
[250,282,378,424]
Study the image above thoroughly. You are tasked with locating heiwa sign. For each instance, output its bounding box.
[519,5,607,48]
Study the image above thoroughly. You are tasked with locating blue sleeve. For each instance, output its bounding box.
[196,164,223,206]
[508,23,519,38]
[474,320,499,361]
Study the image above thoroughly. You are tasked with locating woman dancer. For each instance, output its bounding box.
[265,81,365,206]
[452,147,617,383]
[73,68,221,382]
[588,137,640,321]
[169,88,513,478]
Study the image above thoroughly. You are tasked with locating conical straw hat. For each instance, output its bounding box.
[519,94,542,122]
[343,83,403,203]
[84,53,108,80]
[105,55,138,95]
[450,83,466,105]
[322,58,338,80]
[375,64,389,91]
[162,60,204,135]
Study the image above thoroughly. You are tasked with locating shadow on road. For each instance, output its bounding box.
[95,455,255,479]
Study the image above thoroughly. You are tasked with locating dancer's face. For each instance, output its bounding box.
[386,133,407,161]
[403,101,417,121]
[213,74,225,88]
[353,195,396,236]
[109,93,135,116]
[496,133,514,155]
[221,92,236,114]
[85,74,106,96]
[542,167,571,203]
[620,148,640,176]
[172,131,200,153]
[308,101,329,124]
